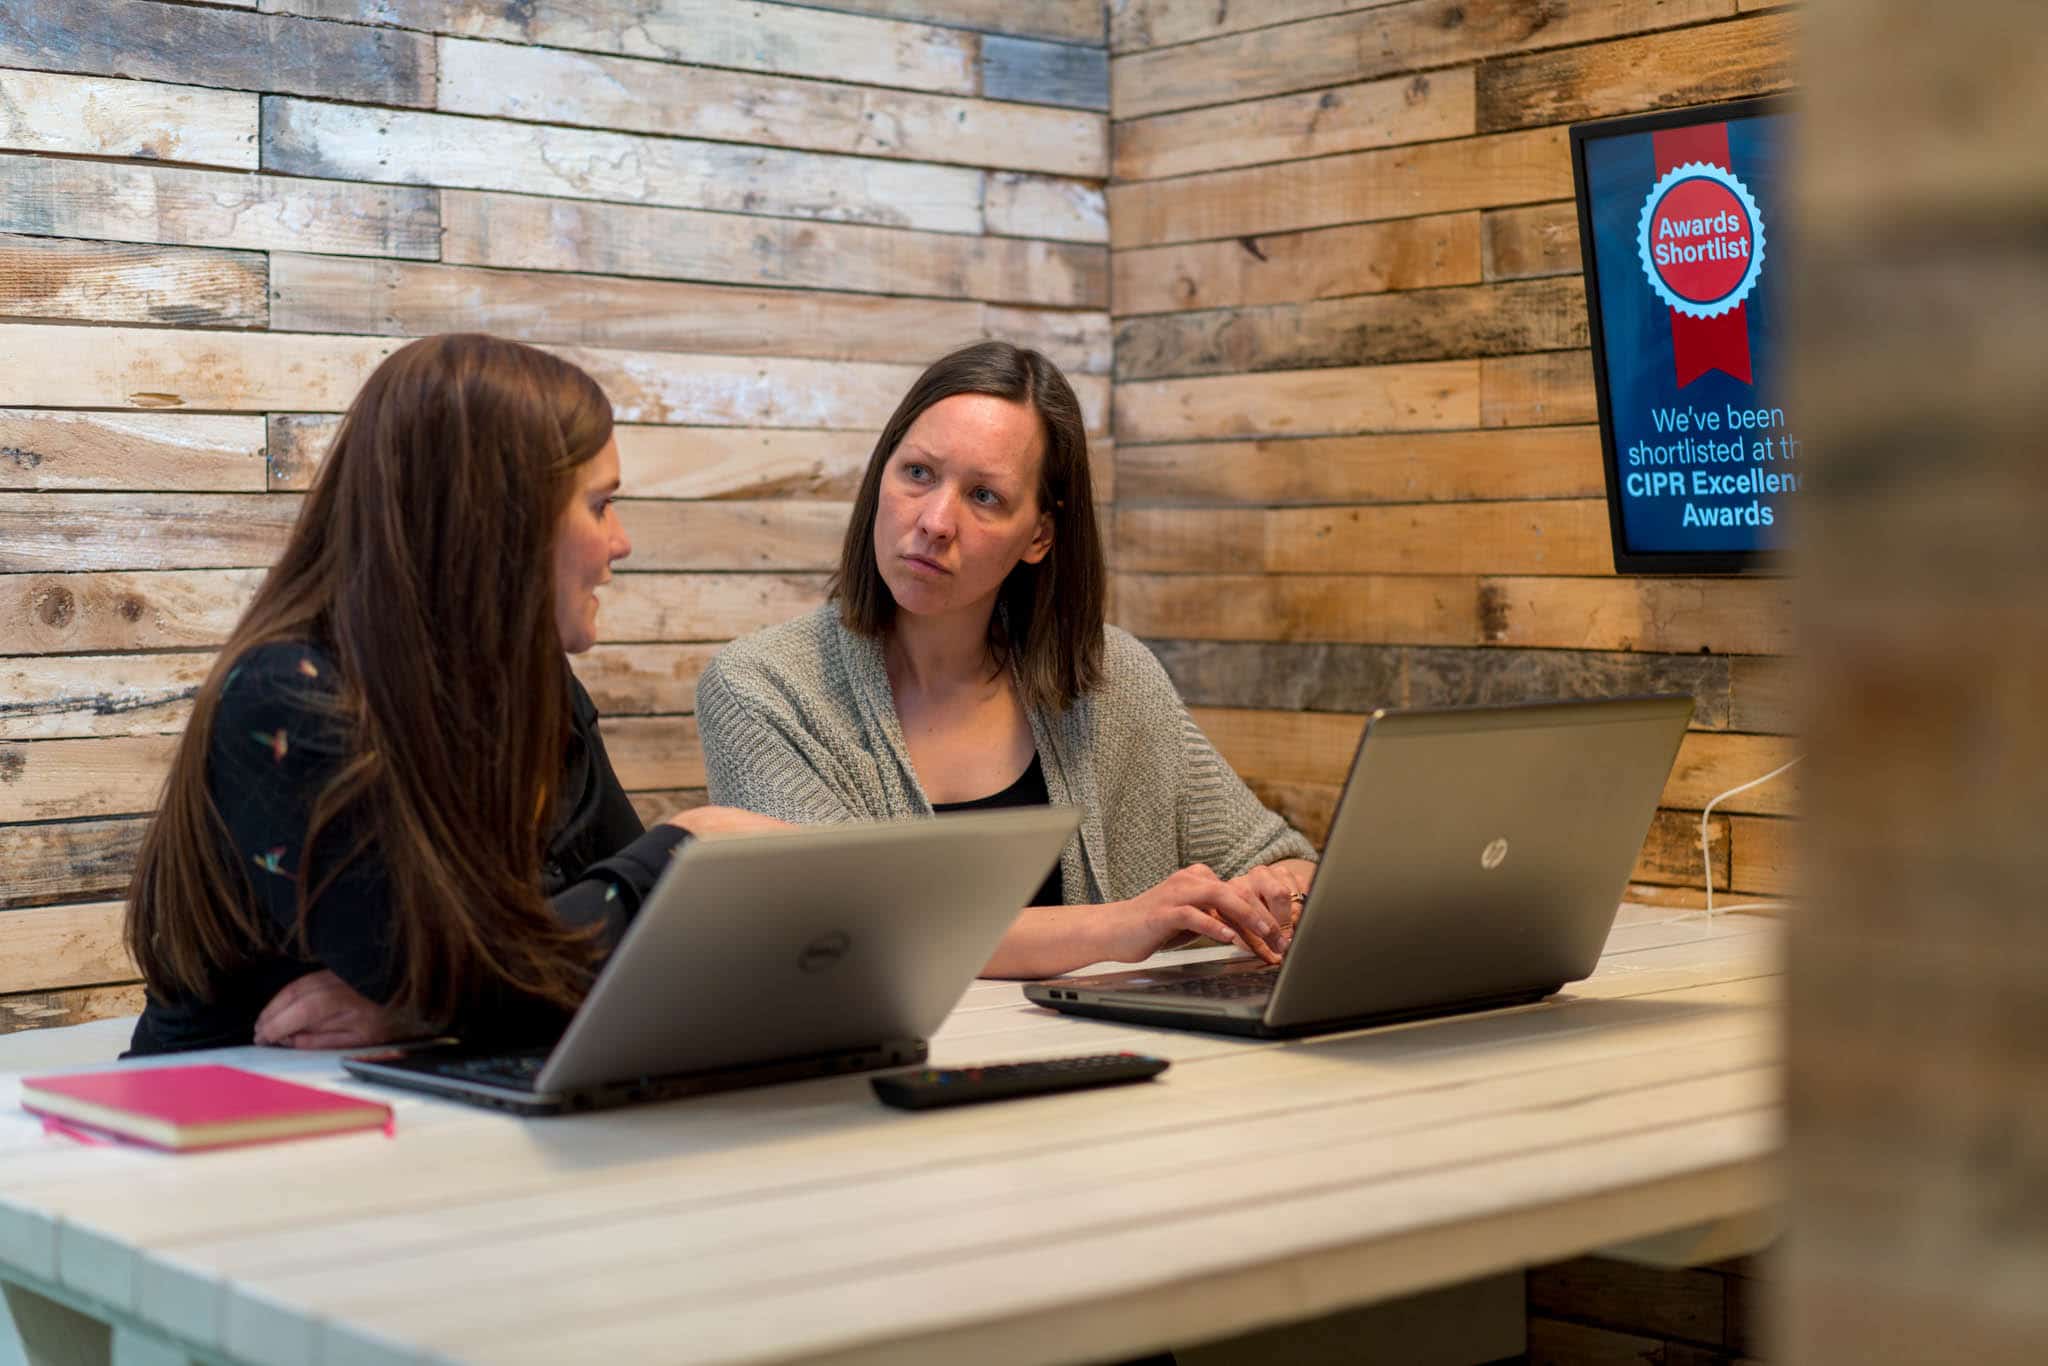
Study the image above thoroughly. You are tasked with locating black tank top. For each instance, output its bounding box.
[930,754,1064,907]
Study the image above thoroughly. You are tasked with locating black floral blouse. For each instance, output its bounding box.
[126,642,687,1055]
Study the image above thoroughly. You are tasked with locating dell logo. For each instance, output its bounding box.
[798,930,851,973]
[1480,838,1509,871]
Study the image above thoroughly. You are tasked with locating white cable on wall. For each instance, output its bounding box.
[1700,754,1802,921]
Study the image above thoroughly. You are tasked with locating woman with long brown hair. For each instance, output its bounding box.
[695,341,1316,979]
[125,334,776,1055]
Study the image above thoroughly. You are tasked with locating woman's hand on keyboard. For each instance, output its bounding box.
[1099,864,1288,966]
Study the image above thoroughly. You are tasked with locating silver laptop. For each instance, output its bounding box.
[346,806,1080,1114]
[1025,697,1692,1038]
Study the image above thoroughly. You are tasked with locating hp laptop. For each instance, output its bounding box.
[345,806,1079,1114]
[1025,696,1693,1038]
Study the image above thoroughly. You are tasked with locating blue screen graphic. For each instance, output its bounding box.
[1581,111,1794,560]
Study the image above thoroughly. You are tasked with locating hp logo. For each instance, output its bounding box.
[1480,838,1509,871]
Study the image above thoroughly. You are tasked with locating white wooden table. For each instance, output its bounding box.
[0,905,1781,1366]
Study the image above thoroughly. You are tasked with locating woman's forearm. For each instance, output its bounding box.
[980,905,1115,980]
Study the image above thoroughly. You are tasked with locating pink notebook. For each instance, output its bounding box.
[21,1064,392,1152]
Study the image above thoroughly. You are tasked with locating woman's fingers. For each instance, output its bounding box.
[252,969,325,1041]
[1179,873,1284,958]
[1169,905,1241,950]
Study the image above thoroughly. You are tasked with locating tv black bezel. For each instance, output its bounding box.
[1568,94,1792,577]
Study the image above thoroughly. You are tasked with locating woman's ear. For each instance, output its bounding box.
[1022,508,1055,565]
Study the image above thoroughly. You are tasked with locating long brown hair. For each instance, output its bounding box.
[832,341,1105,713]
[126,334,615,1025]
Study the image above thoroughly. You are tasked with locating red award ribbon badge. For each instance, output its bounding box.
[1639,124,1764,387]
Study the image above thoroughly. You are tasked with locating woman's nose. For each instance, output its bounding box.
[917,487,957,541]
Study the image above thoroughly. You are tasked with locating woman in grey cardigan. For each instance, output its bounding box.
[696,342,1317,978]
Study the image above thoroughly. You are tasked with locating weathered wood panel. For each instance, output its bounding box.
[597,574,833,643]
[0,234,268,329]
[272,0,978,93]
[0,0,434,105]
[806,0,1103,45]
[613,501,851,572]
[980,35,1109,112]
[1143,638,1733,725]
[624,428,880,502]
[263,414,332,493]
[1115,426,1604,506]
[1110,0,1732,118]
[0,735,177,822]
[1113,68,1475,182]
[1636,808,1729,889]
[0,411,266,492]
[1109,0,1358,54]
[263,98,986,234]
[1111,213,1479,317]
[570,644,719,718]
[270,416,884,502]
[552,348,960,430]
[1728,655,1799,735]
[0,67,257,167]
[1117,572,1793,655]
[0,153,440,259]
[1476,12,1796,133]
[1479,351,1598,428]
[1114,277,1589,381]
[1482,202,1582,282]
[0,494,299,572]
[1115,360,1479,441]
[1665,733,1800,817]
[1479,576,1795,655]
[0,820,145,910]
[1114,500,1614,576]
[440,191,1107,308]
[1113,573,1481,647]
[1728,815,1793,896]
[0,982,144,1033]
[435,38,1107,179]
[1107,128,1570,249]
[0,570,264,656]
[0,324,397,412]
[0,903,132,993]
[598,716,704,791]
[983,173,1109,244]
[0,653,209,741]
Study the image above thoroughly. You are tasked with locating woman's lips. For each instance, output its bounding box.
[902,554,949,577]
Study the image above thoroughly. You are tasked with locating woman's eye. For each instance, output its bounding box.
[902,462,931,482]
[972,487,1001,507]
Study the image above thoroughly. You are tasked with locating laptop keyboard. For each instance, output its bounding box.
[1126,967,1278,1000]
[429,1051,550,1089]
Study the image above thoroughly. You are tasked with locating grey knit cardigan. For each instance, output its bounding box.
[695,603,1317,907]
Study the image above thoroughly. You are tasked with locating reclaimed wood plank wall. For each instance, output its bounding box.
[0,0,1805,1038]
[1104,0,1798,916]
[0,0,1111,1032]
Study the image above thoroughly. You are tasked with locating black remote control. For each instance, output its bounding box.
[870,1052,1169,1110]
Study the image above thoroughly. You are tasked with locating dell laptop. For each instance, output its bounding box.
[346,805,1079,1114]
[1025,696,1693,1038]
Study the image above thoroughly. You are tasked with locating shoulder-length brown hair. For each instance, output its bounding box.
[127,334,615,1025]
[832,341,1105,713]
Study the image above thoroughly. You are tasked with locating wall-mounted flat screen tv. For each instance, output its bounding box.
[1570,95,1792,575]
